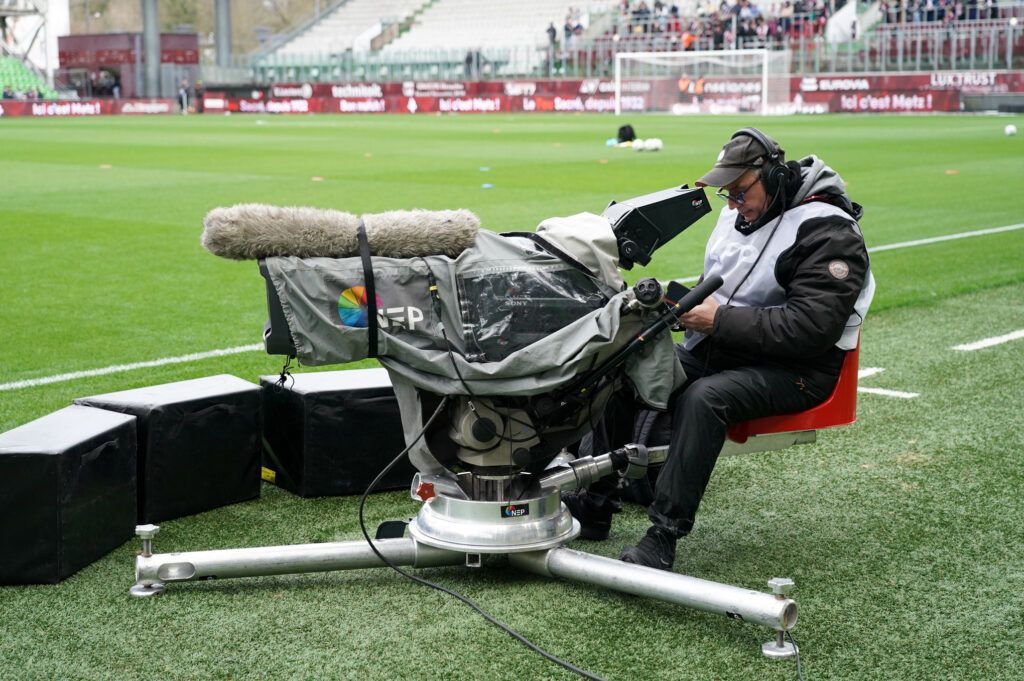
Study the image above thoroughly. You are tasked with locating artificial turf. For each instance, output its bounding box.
[0,113,1022,680]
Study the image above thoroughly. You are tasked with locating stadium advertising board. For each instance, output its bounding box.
[219,78,656,114]
[789,71,1022,112]
[216,94,645,114]
[228,71,1020,115]
[0,99,175,117]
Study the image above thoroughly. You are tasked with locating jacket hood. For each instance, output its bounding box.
[790,155,862,220]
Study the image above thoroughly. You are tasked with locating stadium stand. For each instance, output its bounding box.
[598,0,839,52]
[252,0,1023,79]
[879,0,1004,24]
[276,0,431,56]
[379,0,615,73]
[0,56,57,100]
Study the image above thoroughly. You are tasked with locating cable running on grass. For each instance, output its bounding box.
[357,397,608,681]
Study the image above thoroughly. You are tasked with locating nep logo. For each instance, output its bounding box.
[500,503,530,519]
[337,285,426,331]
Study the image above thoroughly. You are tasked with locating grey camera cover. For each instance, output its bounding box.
[262,213,684,468]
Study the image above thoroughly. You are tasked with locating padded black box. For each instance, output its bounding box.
[0,405,137,584]
[76,374,261,523]
[260,368,415,497]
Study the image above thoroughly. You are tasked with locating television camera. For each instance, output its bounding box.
[129,185,798,660]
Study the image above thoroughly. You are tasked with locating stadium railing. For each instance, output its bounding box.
[796,18,1024,72]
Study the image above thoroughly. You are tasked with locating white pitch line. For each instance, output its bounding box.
[0,344,264,392]
[665,222,1024,286]
[868,223,1024,253]
[857,387,920,399]
[952,329,1024,352]
[857,368,919,399]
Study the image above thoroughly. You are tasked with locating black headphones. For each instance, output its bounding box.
[731,127,788,198]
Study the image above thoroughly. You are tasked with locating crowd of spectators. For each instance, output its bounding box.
[1,85,43,99]
[878,0,1003,24]
[612,0,836,51]
[547,7,589,50]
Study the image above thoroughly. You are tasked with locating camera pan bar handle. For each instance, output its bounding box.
[549,275,724,414]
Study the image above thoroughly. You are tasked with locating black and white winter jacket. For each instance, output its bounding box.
[684,155,876,376]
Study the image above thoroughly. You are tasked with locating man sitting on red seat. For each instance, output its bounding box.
[564,127,876,570]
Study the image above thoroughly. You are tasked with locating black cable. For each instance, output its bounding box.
[785,630,806,681]
[419,257,538,444]
[273,355,295,391]
[356,397,608,681]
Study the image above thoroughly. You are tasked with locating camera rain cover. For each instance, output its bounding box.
[261,213,683,408]
[458,267,608,362]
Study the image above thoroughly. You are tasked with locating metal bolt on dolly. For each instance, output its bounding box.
[129,525,166,598]
[762,577,798,659]
[136,524,159,556]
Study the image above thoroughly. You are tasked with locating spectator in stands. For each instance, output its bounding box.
[633,1,652,33]
[547,21,558,46]
[682,23,698,50]
[656,5,670,32]
[1,85,13,99]
[755,16,769,45]
[178,79,190,114]
[712,20,726,48]
[780,1,794,32]
[668,4,682,32]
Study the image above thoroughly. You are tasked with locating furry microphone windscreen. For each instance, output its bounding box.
[201,204,481,260]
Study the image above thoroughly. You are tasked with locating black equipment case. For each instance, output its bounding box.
[260,368,414,497]
[76,374,261,523]
[0,405,137,584]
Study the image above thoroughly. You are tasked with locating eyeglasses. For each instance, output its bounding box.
[715,177,759,205]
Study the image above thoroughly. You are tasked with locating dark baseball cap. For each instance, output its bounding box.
[696,134,771,187]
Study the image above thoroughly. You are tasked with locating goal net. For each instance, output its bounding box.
[614,49,792,115]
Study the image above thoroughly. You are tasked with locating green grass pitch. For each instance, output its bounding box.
[0,113,1023,680]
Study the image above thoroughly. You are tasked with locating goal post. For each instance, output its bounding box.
[614,49,792,116]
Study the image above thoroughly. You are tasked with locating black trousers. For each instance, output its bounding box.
[646,341,837,536]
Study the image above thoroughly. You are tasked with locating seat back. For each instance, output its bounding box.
[726,344,860,444]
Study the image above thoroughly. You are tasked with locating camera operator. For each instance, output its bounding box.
[565,128,876,570]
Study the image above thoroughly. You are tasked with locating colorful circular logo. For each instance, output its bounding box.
[337,286,381,328]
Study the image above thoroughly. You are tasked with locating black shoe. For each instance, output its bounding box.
[619,525,677,570]
[561,489,620,541]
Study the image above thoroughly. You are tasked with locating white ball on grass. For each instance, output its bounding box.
[632,138,645,151]
[645,138,663,151]
[1006,124,1018,136]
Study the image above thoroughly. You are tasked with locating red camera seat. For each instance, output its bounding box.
[726,344,860,445]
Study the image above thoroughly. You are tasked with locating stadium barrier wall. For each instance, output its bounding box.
[2,71,1021,118]
[0,99,176,117]
[204,70,1024,115]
